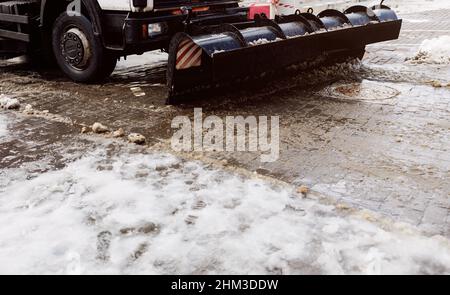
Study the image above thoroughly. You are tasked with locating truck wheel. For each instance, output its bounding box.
[52,13,117,82]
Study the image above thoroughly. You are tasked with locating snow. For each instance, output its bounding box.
[410,36,450,64]
[212,49,225,55]
[248,38,283,46]
[0,142,449,275]
[0,94,20,110]
[248,38,271,46]
[0,114,8,138]
[115,50,168,70]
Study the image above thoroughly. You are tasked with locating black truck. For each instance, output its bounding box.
[0,0,402,102]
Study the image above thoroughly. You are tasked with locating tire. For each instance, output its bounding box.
[51,12,117,82]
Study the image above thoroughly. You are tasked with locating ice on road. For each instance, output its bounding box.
[0,114,449,275]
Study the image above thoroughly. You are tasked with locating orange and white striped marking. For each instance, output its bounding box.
[176,38,202,70]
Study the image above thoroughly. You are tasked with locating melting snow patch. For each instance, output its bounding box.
[0,146,449,275]
[409,35,450,64]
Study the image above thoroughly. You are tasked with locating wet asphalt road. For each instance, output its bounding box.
[1,9,449,237]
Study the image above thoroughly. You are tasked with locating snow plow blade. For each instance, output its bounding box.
[166,5,402,103]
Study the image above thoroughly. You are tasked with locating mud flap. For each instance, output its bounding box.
[166,5,402,104]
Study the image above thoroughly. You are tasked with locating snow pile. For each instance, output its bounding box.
[0,145,449,275]
[0,94,20,110]
[410,36,450,64]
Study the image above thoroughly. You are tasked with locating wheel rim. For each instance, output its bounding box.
[60,28,92,70]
